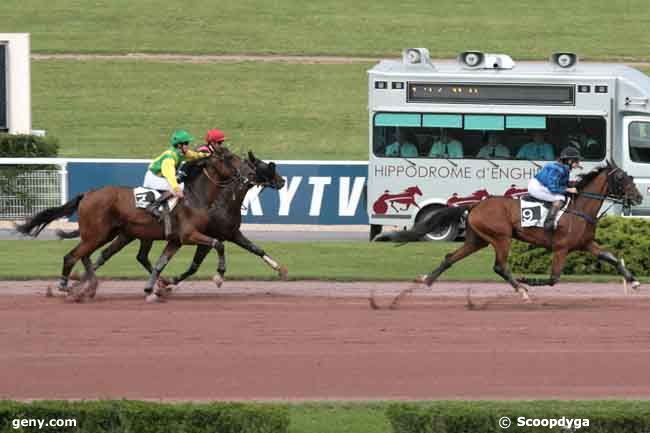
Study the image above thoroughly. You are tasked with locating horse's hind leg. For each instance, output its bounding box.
[93,233,135,271]
[58,244,81,292]
[70,232,132,281]
[167,245,211,288]
[68,257,99,301]
[422,230,488,286]
[58,235,113,294]
[391,234,488,309]
[490,237,530,301]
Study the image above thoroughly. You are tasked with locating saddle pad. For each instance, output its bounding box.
[520,198,568,228]
[133,187,178,212]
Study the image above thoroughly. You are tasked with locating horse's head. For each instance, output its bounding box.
[194,150,240,188]
[605,162,643,207]
[406,186,423,196]
[243,151,285,190]
[576,161,643,207]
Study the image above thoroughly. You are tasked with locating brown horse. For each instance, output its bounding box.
[16,151,241,300]
[375,161,644,306]
[60,150,287,301]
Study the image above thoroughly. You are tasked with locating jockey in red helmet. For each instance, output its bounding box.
[197,128,226,154]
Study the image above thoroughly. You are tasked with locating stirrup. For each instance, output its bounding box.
[146,205,163,221]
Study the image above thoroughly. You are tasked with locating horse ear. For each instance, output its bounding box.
[248,151,256,163]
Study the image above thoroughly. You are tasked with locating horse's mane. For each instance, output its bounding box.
[574,161,614,190]
[182,157,209,183]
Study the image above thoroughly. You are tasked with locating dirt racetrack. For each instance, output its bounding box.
[2,279,650,401]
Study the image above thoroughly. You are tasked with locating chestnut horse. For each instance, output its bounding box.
[375,161,644,306]
[60,150,288,301]
[16,151,250,300]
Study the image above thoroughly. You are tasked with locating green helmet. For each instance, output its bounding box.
[170,130,193,147]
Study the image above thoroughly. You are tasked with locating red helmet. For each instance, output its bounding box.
[205,129,225,143]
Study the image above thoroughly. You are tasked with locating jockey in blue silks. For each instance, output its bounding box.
[527,146,582,233]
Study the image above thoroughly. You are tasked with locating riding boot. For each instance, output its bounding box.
[146,191,173,221]
[543,200,563,234]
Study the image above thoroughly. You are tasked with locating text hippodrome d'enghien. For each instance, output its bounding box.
[374,164,540,180]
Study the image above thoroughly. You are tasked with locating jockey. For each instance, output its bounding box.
[143,130,209,220]
[527,146,582,233]
[196,128,226,154]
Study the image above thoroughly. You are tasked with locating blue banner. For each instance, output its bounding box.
[67,162,369,225]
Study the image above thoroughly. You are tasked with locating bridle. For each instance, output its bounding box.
[202,166,252,188]
[573,167,634,221]
[202,156,279,190]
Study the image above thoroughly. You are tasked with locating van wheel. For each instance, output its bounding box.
[370,224,382,241]
[415,207,459,242]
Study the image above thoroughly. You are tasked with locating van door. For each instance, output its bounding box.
[622,117,650,216]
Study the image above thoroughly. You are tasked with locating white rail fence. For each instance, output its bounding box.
[0,158,68,220]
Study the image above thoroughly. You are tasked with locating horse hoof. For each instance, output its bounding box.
[279,266,289,281]
[157,277,171,289]
[65,292,85,303]
[212,275,224,288]
[87,279,98,298]
[518,287,531,303]
[415,275,433,287]
[46,286,54,297]
[632,280,641,291]
[145,293,164,303]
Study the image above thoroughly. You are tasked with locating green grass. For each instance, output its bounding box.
[289,403,391,433]
[32,60,370,160]
[4,0,650,61]
[0,239,644,283]
[30,61,650,160]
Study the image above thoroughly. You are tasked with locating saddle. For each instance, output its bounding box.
[133,187,179,212]
[133,187,179,237]
[519,197,569,228]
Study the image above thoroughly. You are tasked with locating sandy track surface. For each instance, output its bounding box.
[1,279,649,401]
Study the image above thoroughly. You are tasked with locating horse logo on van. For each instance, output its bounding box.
[373,186,422,214]
[446,188,490,207]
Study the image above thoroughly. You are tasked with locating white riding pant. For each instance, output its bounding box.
[143,170,184,192]
[527,178,565,203]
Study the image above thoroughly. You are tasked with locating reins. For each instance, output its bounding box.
[569,167,630,223]
[202,166,253,188]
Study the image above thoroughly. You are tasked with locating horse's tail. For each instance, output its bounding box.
[15,194,84,237]
[55,229,80,239]
[373,206,468,242]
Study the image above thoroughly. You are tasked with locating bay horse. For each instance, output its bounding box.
[58,150,287,301]
[374,161,643,307]
[15,150,244,300]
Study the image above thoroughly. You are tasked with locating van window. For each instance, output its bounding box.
[629,121,650,163]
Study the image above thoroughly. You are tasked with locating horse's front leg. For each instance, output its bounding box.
[165,245,211,287]
[144,241,181,302]
[585,241,640,290]
[517,248,568,287]
[231,230,288,280]
[181,231,227,284]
